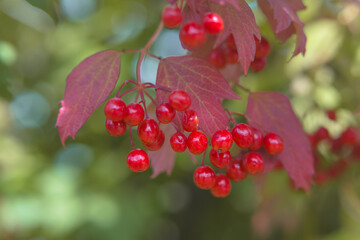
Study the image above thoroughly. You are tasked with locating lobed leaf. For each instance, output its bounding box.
[246,92,314,191]
[156,55,240,137]
[56,50,121,146]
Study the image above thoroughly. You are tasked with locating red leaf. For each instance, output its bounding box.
[258,0,307,57]
[246,92,314,191]
[210,0,240,10]
[56,50,121,146]
[156,56,240,137]
[210,1,260,75]
[185,0,209,13]
[149,124,177,178]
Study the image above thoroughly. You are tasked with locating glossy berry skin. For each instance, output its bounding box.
[168,90,191,111]
[226,160,247,181]
[250,57,267,72]
[242,152,264,174]
[209,149,231,169]
[105,119,127,136]
[124,102,145,126]
[232,123,254,149]
[127,149,150,172]
[179,22,206,48]
[202,12,224,34]
[264,133,284,155]
[104,97,126,121]
[211,130,233,153]
[144,130,165,151]
[170,132,187,152]
[137,119,160,144]
[249,127,263,150]
[193,165,216,189]
[255,36,271,58]
[209,48,226,68]
[182,109,199,132]
[210,174,231,198]
[187,130,208,155]
[156,103,176,124]
[162,5,183,28]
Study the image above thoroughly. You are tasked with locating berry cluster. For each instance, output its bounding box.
[193,124,284,198]
[250,36,271,72]
[308,111,360,185]
[162,4,224,48]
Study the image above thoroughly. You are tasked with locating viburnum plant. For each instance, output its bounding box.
[55,0,359,197]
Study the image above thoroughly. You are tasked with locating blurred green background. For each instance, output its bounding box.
[0,0,360,239]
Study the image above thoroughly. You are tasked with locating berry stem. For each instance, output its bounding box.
[146,52,162,60]
[129,127,135,150]
[201,148,207,166]
[116,80,138,97]
[143,82,172,92]
[140,90,149,118]
[135,91,140,102]
[143,90,158,106]
[170,122,180,132]
[225,109,236,125]
[136,22,164,84]
[117,87,137,98]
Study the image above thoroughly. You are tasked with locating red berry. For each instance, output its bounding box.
[242,152,264,174]
[137,119,160,144]
[187,130,208,155]
[209,149,231,169]
[249,127,263,150]
[224,48,238,64]
[226,35,236,50]
[250,57,267,72]
[143,130,165,151]
[124,102,145,126]
[182,109,199,132]
[340,127,358,146]
[193,165,216,189]
[211,130,233,153]
[126,149,150,172]
[209,48,226,68]
[312,127,329,146]
[170,132,187,152]
[226,160,247,181]
[156,103,176,124]
[179,22,206,48]
[264,133,284,155]
[168,90,191,111]
[104,97,126,121]
[105,119,127,137]
[210,174,231,198]
[326,110,337,121]
[202,12,224,34]
[255,36,271,58]
[162,5,183,28]
[232,123,254,148]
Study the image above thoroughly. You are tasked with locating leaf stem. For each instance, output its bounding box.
[146,52,162,60]
[129,127,135,150]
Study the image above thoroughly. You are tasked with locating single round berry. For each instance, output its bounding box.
[162,5,183,28]
[312,127,329,146]
[255,36,271,58]
[144,130,165,151]
[210,173,231,198]
[124,102,145,126]
[127,149,150,172]
[209,48,226,68]
[187,130,208,155]
[156,103,176,124]
[249,127,263,150]
[182,109,199,132]
[170,132,187,152]
[226,160,247,181]
[168,90,191,111]
[179,22,206,48]
[226,35,236,50]
[193,165,216,189]
[211,130,233,153]
[104,97,126,121]
[137,119,160,144]
[242,152,264,174]
[209,149,231,169]
[264,133,284,155]
[105,119,127,137]
[326,110,337,121]
[340,127,358,146]
[250,57,267,72]
[224,48,238,64]
[202,12,224,34]
[232,123,254,149]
